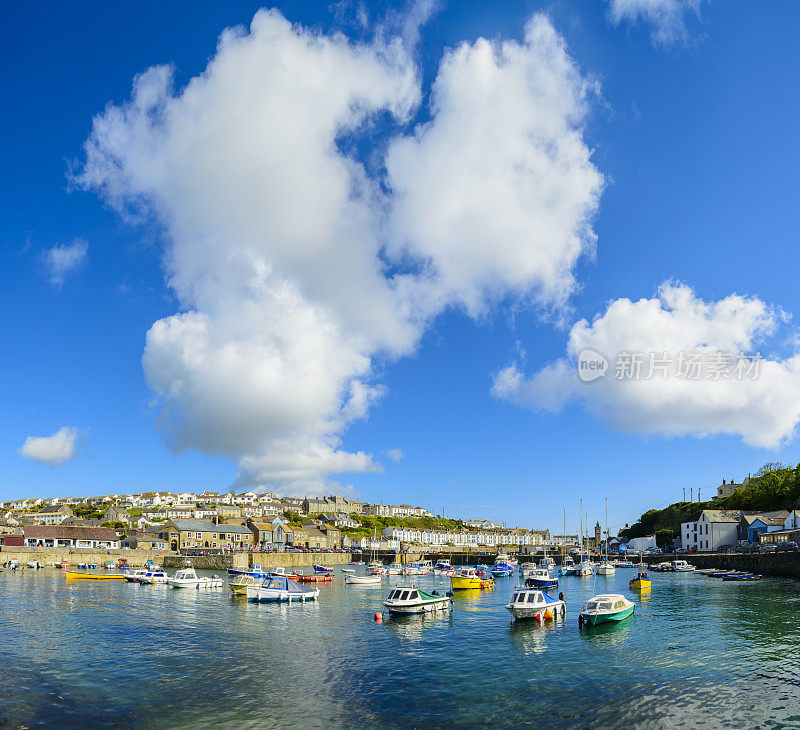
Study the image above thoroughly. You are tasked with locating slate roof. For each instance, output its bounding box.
[23,526,119,541]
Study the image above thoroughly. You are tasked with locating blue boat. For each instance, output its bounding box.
[525,567,558,590]
[227,563,271,579]
[313,564,334,574]
[491,562,514,578]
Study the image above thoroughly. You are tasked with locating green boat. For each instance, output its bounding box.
[579,594,635,626]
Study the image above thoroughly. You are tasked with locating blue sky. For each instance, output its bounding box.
[3,1,800,535]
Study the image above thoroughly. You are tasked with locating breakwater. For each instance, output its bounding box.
[163,551,353,570]
[0,546,167,567]
[684,552,800,579]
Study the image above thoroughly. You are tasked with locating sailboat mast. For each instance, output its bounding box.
[579,499,583,562]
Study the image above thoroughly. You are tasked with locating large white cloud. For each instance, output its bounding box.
[493,283,800,448]
[607,0,704,46]
[76,10,602,493]
[387,16,603,316]
[19,427,80,467]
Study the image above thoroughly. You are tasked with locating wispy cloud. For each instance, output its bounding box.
[43,237,88,287]
[387,448,404,462]
[607,0,705,47]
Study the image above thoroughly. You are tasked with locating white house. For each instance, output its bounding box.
[626,535,657,552]
[784,510,800,531]
[693,510,742,552]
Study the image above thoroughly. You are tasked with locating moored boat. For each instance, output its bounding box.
[125,568,148,583]
[139,569,169,584]
[247,575,319,602]
[167,567,223,589]
[450,567,494,591]
[382,585,452,615]
[230,574,262,596]
[525,567,558,590]
[671,560,696,572]
[228,564,271,579]
[491,562,514,578]
[560,556,577,576]
[345,574,382,584]
[298,573,333,583]
[313,564,334,574]
[629,571,651,590]
[65,570,127,581]
[506,587,565,621]
[579,594,635,626]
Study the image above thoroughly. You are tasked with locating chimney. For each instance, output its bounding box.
[722,479,726,485]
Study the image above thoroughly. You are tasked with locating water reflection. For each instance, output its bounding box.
[0,567,798,727]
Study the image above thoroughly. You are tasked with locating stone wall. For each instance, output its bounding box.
[684,552,800,579]
[163,552,352,570]
[0,546,169,567]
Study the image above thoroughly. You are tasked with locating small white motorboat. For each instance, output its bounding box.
[595,561,616,576]
[345,574,382,585]
[341,568,355,574]
[125,568,149,583]
[671,560,696,572]
[382,585,452,615]
[579,594,635,626]
[168,567,223,589]
[247,575,319,602]
[506,587,566,621]
[386,566,403,575]
[139,569,169,584]
[229,574,261,596]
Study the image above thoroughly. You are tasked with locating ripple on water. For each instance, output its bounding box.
[1,569,800,727]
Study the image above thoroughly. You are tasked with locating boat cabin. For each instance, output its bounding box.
[387,588,421,602]
[585,597,626,613]
[511,589,548,606]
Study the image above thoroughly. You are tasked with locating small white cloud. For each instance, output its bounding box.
[607,0,704,46]
[43,238,88,287]
[387,448,404,462]
[19,426,81,467]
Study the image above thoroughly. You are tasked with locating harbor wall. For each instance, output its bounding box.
[163,552,352,570]
[0,546,169,567]
[684,553,800,579]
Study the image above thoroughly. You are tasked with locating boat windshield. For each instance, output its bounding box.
[526,593,539,604]
[598,602,612,611]
[614,600,625,609]
[409,591,418,600]
[399,590,410,600]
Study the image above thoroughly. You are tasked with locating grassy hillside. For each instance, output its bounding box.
[622,463,800,545]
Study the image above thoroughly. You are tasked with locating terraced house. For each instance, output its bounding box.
[163,519,254,551]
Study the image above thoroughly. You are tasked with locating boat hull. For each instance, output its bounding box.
[383,599,451,615]
[581,605,634,625]
[247,586,319,602]
[527,578,558,589]
[629,579,651,590]
[65,571,127,581]
[505,601,565,621]
[450,576,494,590]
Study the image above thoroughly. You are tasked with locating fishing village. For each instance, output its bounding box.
[5,1,800,726]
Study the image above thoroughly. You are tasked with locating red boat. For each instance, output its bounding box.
[298,574,333,583]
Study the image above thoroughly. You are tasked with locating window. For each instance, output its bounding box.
[399,591,410,600]
[527,593,537,603]
[196,532,202,539]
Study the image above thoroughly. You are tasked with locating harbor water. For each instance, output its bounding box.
[1,567,799,728]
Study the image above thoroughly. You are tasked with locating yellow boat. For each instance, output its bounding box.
[450,567,495,591]
[629,571,651,590]
[65,571,128,581]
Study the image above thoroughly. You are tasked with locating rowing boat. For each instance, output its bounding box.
[65,571,127,581]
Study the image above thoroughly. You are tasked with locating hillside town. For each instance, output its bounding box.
[0,490,559,555]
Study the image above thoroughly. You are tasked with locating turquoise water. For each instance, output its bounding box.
[1,567,799,728]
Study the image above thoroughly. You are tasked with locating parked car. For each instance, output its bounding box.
[762,544,777,553]
[676,547,688,554]
[718,545,735,553]
[777,541,799,552]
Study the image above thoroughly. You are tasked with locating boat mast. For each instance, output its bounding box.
[604,498,608,564]
[579,499,583,563]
